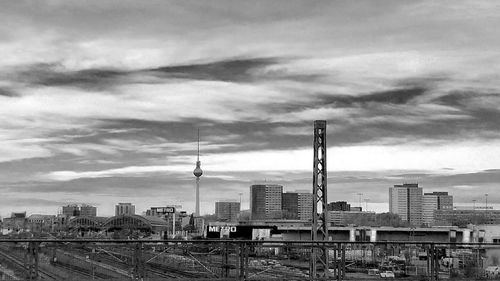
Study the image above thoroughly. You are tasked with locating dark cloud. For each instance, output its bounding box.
[148,57,280,82]
[0,197,68,207]
[95,118,315,154]
[318,87,428,107]
[420,170,500,186]
[434,91,472,107]
[0,87,17,97]
[6,58,290,91]
[10,64,126,90]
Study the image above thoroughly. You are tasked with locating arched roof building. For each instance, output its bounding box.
[103,214,169,233]
[68,216,107,230]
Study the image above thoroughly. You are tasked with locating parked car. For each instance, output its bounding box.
[380,271,395,278]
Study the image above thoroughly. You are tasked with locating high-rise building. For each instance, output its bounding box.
[282,192,299,219]
[422,192,453,226]
[215,201,241,222]
[281,191,313,221]
[250,184,283,220]
[327,201,351,211]
[62,205,80,217]
[80,204,97,217]
[422,195,439,226]
[297,191,313,221]
[115,203,135,216]
[389,183,423,226]
[427,192,453,210]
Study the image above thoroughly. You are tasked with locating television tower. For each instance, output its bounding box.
[193,129,203,216]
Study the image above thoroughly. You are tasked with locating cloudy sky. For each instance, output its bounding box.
[1,0,500,217]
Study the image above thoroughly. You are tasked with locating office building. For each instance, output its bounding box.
[328,210,376,226]
[389,183,423,226]
[428,192,453,210]
[2,212,27,232]
[435,209,500,226]
[215,201,241,222]
[250,184,283,220]
[422,192,453,226]
[281,191,313,221]
[62,205,80,217]
[115,203,135,216]
[80,204,97,217]
[282,192,299,219]
[328,201,351,211]
[423,195,439,226]
[297,191,313,221]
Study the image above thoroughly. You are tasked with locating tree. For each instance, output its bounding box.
[375,213,408,227]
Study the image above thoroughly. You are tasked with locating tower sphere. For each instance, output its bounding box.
[193,161,203,177]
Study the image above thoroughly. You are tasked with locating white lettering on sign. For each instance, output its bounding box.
[208,226,237,232]
[164,207,175,213]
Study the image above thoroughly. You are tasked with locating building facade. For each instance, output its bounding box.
[434,209,500,226]
[282,192,299,219]
[215,201,241,222]
[2,212,27,232]
[422,192,453,226]
[389,183,423,226]
[328,201,351,211]
[327,211,376,226]
[297,192,313,221]
[62,205,80,217]
[80,205,97,217]
[250,184,283,220]
[422,195,439,226]
[115,203,136,216]
[27,214,56,232]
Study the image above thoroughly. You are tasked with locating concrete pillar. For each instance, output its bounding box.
[349,228,356,242]
[370,229,377,242]
[462,229,471,243]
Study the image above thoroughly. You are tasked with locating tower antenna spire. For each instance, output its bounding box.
[193,128,203,217]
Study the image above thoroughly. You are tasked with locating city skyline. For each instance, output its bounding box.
[2,1,500,217]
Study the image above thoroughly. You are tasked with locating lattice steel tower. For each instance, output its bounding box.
[193,129,203,216]
[310,120,329,279]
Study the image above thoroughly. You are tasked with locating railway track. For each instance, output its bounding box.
[0,243,103,280]
[0,243,58,280]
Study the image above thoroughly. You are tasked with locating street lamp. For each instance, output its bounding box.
[485,194,489,209]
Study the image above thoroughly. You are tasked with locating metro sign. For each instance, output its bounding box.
[164,207,175,213]
[154,207,175,213]
[208,225,237,232]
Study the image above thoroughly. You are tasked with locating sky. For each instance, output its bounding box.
[1,0,500,217]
